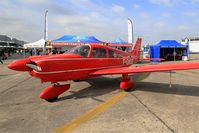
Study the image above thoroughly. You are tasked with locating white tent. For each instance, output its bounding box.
[24,39,45,49]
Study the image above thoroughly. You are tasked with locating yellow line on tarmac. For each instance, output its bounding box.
[53,91,128,133]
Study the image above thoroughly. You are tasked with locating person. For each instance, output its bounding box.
[30,50,33,56]
[37,49,40,55]
[80,47,89,57]
[0,50,3,64]
[52,48,58,54]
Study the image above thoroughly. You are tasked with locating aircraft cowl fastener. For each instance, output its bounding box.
[8,58,31,71]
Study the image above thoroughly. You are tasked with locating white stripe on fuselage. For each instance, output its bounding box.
[33,65,125,74]
[34,58,123,63]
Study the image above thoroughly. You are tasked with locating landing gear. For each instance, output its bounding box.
[40,84,70,102]
[45,96,58,102]
[120,74,134,91]
[73,80,80,82]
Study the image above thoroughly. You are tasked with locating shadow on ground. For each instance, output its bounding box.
[136,81,199,97]
[56,76,121,102]
[57,73,151,102]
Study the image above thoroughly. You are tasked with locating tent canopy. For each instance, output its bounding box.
[24,39,45,49]
[150,40,188,62]
[52,35,103,43]
[51,35,76,42]
[155,40,187,48]
[112,38,127,44]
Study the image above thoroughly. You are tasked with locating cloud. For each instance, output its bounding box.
[191,0,199,3]
[156,22,166,28]
[111,4,125,14]
[0,0,198,45]
[183,11,199,17]
[133,4,141,10]
[140,12,150,18]
[18,0,48,4]
[177,25,189,31]
[148,0,177,6]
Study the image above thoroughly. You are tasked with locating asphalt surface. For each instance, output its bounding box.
[0,54,199,133]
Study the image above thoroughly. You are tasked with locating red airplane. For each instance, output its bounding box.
[8,38,199,102]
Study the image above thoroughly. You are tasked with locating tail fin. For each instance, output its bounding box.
[132,38,142,63]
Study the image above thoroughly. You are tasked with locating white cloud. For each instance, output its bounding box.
[177,25,189,31]
[149,0,177,6]
[156,22,166,28]
[133,4,141,10]
[192,0,199,3]
[69,0,95,9]
[140,12,150,18]
[18,0,48,4]
[183,11,199,17]
[0,0,198,45]
[111,4,125,14]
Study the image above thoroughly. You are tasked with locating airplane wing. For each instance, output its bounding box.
[90,62,199,76]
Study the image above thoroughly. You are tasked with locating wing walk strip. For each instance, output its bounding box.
[53,91,128,133]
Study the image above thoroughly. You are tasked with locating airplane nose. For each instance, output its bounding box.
[8,58,31,71]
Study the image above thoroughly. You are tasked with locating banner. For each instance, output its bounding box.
[127,18,133,43]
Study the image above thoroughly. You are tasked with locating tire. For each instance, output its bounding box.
[124,88,132,92]
[73,80,80,82]
[45,96,58,102]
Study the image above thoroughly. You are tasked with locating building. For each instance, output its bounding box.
[181,37,199,53]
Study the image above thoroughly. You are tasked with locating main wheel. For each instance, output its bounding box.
[73,80,80,82]
[124,88,132,92]
[45,96,58,102]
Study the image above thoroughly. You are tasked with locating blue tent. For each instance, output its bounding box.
[52,35,103,43]
[150,40,188,62]
[112,38,127,44]
[51,35,76,42]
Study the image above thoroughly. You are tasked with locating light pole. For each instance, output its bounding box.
[43,10,48,55]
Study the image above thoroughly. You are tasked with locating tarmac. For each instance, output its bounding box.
[0,54,199,133]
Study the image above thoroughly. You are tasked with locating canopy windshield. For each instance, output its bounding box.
[66,45,90,57]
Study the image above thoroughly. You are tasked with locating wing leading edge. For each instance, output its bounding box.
[90,62,199,76]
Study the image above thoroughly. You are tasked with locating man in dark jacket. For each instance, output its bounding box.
[0,50,3,64]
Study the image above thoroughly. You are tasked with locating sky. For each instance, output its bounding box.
[0,0,199,45]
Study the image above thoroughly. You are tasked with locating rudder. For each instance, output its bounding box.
[132,38,142,63]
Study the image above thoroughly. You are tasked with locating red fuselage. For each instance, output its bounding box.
[8,44,139,83]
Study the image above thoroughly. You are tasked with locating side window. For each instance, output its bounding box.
[108,50,117,58]
[92,48,107,58]
[67,45,90,57]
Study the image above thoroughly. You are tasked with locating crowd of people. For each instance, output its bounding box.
[0,48,24,64]
[0,48,67,65]
[0,49,8,64]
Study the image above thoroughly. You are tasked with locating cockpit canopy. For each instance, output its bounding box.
[66,45,90,57]
[66,44,125,58]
